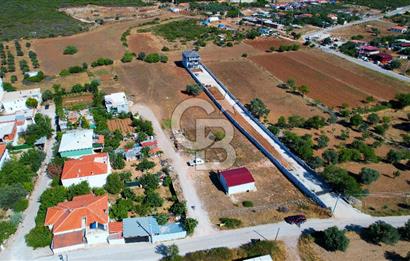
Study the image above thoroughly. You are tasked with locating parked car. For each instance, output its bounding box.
[284,214,306,225]
[188,158,205,166]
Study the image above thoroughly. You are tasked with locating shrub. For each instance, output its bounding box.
[170,201,186,216]
[155,213,169,225]
[0,221,17,245]
[219,217,242,229]
[161,46,169,52]
[242,201,253,207]
[183,247,232,261]
[240,240,281,258]
[91,58,113,67]
[350,114,363,126]
[144,53,160,63]
[322,149,338,165]
[137,52,146,60]
[12,198,29,212]
[137,159,156,172]
[25,97,38,108]
[185,84,202,96]
[3,82,16,92]
[160,54,168,63]
[67,181,91,200]
[367,113,380,124]
[316,134,329,149]
[183,218,198,235]
[364,220,400,245]
[360,167,380,184]
[121,51,134,63]
[25,226,52,249]
[63,45,78,55]
[321,165,362,197]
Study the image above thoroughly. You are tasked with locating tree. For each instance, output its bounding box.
[40,186,67,208]
[286,79,296,91]
[104,173,123,194]
[277,116,287,128]
[365,220,400,245]
[163,244,181,261]
[25,97,38,108]
[144,53,160,63]
[0,221,17,245]
[3,82,16,92]
[360,168,379,184]
[399,219,410,241]
[213,130,225,141]
[110,199,133,220]
[137,159,156,172]
[110,153,125,170]
[219,217,242,229]
[185,84,202,96]
[316,226,350,252]
[247,98,270,119]
[170,201,186,216]
[42,90,53,102]
[155,213,169,225]
[350,114,363,127]
[25,225,52,249]
[321,165,362,197]
[0,184,28,209]
[24,113,53,145]
[183,218,198,235]
[393,93,410,109]
[67,181,91,200]
[20,149,46,172]
[121,51,134,63]
[298,85,309,96]
[139,173,160,191]
[367,113,380,125]
[143,190,163,208]
[317,134,329,149]
[0,160,35,186]
[386,149,403,163]
[322,149,338,165]
[304,116,326,129]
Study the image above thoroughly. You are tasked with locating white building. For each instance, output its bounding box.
[0,85,41,114]
[0,143,10,170]
[219,167,256,195]
[104,92,129,114]
[61,153,111,188]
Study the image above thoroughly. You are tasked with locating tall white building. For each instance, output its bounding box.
[104,92,129,114]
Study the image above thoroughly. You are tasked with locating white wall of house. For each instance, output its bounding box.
[62,174,109,188]
[227,183,256,195]
[52,243,87,254]
[0,148,10,170]
[86,230,109,245]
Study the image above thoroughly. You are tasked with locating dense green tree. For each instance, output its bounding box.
[185,84,202,96]
[393,93,410,109]
[139,173,160,191]
[360,168,380,184]
[63,45,78,55]
[0,221,17,245]
[170,201,186,216]
[20,149,46,172]
[67,181,91,200]
[0,160,35,186]
[144,190,163,208]
[399,219,410,241]
[110,153,125,170]
[137,159,156,172]
[0,184,28,209]
[367,113,380,124]
[304,116,326,129]
[277,116,287,128]
[316,134,329,149]
[350,114,363,127]
[321,165,362,197]
[104,173,123,194]
[183,218,198,235]
[322,149,338,165]
[25,226,52,249]
[316,226,349,252]
[39,186,67,209]
[25,97,38,108]
[110,199,133,220]
[42,90,53,102]
[24,113,53,145]
[247,98,270,119]
[287,115,305,128]
[365,221,400,245]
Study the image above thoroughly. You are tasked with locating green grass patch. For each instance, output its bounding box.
[151,19,210,41]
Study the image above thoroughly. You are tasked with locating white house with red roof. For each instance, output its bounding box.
[218,167,256,195]
[61,153,111,188]
[45,194,109,253]
[389,26,408,34]
[0,143,10,170]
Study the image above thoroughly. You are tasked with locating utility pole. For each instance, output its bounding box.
[274,227,280,241]
[332,194,340,215]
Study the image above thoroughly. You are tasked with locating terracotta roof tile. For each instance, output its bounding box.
[45,194,108,233]
[61,153,109,180]
[52,231,84,249]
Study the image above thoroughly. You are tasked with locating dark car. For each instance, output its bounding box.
[284,215,306,225]
[45,104,49,110]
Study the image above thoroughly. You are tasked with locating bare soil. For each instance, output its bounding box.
[250,49,409,108]
[331,20,399,42]
[127,33,163,54]
[62,93,93,107]
[107,118,134,134]
[244,37,300,52]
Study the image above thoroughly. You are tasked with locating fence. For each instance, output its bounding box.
[185,66,328,209]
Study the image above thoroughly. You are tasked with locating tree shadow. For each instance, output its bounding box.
[209,171,225,193]
[384,251,406,261]
[155,244,168,256]
[345,224,363,233]
[392,122,410,132]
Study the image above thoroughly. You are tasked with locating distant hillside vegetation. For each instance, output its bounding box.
[0,0,146,41]
[343,0,410,10]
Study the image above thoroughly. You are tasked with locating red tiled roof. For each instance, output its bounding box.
[141,140,157,147]
[361,45,379,51]
[149,147,161,155]
[220,167,255,187]
[61,153,109,180]
[390,26,407,30]
[109,221,123,234]
[52,231,84,249]
[0,144,6,159]
[45,194,108,233]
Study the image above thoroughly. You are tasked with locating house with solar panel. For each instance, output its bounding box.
[218,167,256,195]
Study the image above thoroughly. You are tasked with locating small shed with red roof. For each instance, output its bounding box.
[219,167,256,195]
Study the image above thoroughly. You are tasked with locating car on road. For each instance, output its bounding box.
[188,158,204,166]
[284,214,306,225]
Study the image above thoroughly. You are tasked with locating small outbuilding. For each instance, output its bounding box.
[219,167,256,195]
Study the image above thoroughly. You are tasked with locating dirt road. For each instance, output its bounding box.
[130,103,216,236]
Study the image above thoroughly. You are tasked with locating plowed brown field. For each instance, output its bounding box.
[108,118,134,134]
[245,38,299,52]
[250,50,409,108]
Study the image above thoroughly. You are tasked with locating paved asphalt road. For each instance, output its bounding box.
[0,104,56,261]
[33,215,410,261]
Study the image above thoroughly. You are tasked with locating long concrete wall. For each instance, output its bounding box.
[185,64,328,209]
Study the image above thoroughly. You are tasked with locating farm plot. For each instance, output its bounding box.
[250,50,409,108]
[62,93,93,108]
[200,42,263,63]
[244,38,300,52]
[331,20,399,41]
[206,59,327,122]
[108,118,134,134]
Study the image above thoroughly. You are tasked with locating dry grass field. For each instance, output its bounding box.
[127,32,163,54]
[250,49,409,108]
[62,93,93,107]
[244,38,301,52]
[206,58,327,122]
[331,20,399,41]
[310,232,410,261]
